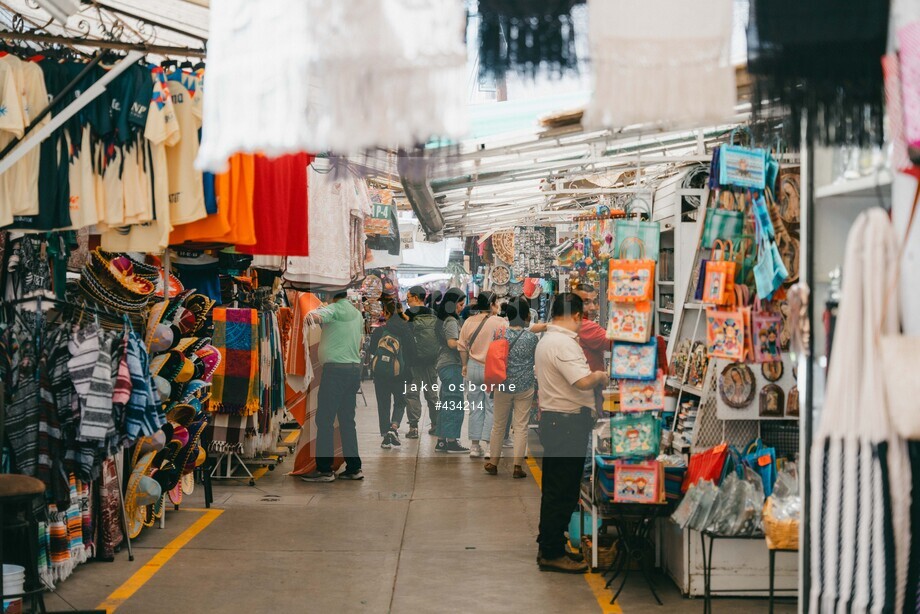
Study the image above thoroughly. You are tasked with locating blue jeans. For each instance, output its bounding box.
[437,364,464,439]
[466,359,494,442]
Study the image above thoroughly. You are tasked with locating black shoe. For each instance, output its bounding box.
[406,427,419,439]
[388,429,401,447]
[435,439,448,453]
[338,469,364,480]
[445,440,469,454]
[381,433,392,449]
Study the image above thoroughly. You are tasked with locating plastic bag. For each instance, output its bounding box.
[671,479,718,530]
[705,469,765,536]
[768,462,800,523]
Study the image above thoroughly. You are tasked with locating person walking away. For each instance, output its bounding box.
[459,292,505,458]
[368,299,418,450]
[485,296,538,478]
[435,288,469,453]
[301,292,365,482]
[534,293,607,572]
[404,285,440,437]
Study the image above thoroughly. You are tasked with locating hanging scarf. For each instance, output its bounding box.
[747,0,890,146]
[47,503,72,582]
[210,308,261,415]
[37,521,53,588]
[478,0,583,80]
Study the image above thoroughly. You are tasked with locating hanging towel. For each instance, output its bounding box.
[210,308,261,415]
[68,325,115,442]
[583,0,734,130]
[809,208,912,613]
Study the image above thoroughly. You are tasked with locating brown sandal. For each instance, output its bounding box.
[512,465,526,479]
[484,463,498,475]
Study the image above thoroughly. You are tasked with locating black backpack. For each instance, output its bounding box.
[411,313,439,362]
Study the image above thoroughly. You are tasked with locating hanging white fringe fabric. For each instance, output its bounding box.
[809,208,912,613]
[197,0,468,172]
[582,0,735,130]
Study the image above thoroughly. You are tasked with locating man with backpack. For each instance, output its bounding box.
[368,299,418,449]
[404,286,440,437]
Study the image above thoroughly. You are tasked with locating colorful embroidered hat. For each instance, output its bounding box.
[125,451,161,539]
[194,345,221,382]
[90,250,155,300]
[183,294,216,333]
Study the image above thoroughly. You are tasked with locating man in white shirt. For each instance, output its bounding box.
[534,293,607,574]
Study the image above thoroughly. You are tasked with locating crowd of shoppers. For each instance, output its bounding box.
[300,284,611,575]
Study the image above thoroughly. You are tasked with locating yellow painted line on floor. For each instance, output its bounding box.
[251,467,269,480]
[525,458,622,614]
[97,509,223,613]
[283,430,300,445]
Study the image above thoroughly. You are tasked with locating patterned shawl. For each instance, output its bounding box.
[210,308,261,415]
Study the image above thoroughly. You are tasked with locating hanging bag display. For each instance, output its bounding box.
[682,443,729,492]
[484,328,524,387]
[718,127,767,190]
[753,210,789,300]
[706,297,746,362]
[702,240,737,306]
[702,190,746,248]
[606,301,653,343]
[610,413,661,460]
[611,340,658,381]
[752,301,783,363]
[608,237,655,303]
[614,198,661,262]
[619,370,666,411]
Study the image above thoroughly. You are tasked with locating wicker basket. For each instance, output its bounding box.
[763,498,799,551]
[581,535,617,570]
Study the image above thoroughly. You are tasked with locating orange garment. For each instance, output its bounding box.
[169,153,256,245]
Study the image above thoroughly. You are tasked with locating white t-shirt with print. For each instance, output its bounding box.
[165,77,205,226]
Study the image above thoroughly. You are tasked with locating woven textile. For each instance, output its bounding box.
[124,331,164,442]
[747,0,890,146]
[95,457,124,561]
[809,209,911,613]
[210,308,261,415]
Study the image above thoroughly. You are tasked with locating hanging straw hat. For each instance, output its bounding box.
[90,250,155,300]
[80,266,151,313]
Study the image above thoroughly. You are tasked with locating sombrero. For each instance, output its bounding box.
[195,345,221,382]
[173,337,206,356]
[95,250,160,282]
[155,271,185,299]
[90,250,155,299]
[150,351,195,383]
[164,289,196,322]
[183,294,216,334]
[80,267,150,313]
[166,403,197,427]
[179,417,208,475]
[125,451,160,539]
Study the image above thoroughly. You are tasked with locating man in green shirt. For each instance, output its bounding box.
[300,292,365,482]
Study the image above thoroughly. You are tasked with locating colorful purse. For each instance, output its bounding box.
[606,301,653,343]
[611,340,658,381]
[615,198,661,262]
[613,461,663,504]
[702,191,745,248]
[608,237,655,303]
[753,214,789,300]
[610,413,661,460]
[752,302,783,363]
[718,128,766,190]
[619,370,666,411]
[702,240,736,306]
[706,306,745,361]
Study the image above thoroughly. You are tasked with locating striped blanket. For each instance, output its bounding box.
[210,308,261,415]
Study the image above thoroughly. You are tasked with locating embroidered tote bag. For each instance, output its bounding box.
[702,240,737,306]
[702,191,745,248]
[606,301,653,343]
[608,237,655,303]
[706,307,745,361]
[615,198,660,262]
[610,413,661,460]
[611,340,658,381]
[718,129,766,190]
[752,303,783,363]
[619,370,666,411]
[613,461,662,504]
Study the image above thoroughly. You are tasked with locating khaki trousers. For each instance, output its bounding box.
[489,387,535,466]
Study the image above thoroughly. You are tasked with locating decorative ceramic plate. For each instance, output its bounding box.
[491,264,511,285]
[492,230,515,264]
[492,283,509,298]
[718,363,756,409]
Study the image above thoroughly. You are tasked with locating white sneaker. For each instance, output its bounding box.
[502,438,514,449]
[469,444,484,458]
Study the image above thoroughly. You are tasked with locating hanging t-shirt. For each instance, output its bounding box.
[0,54,26,227]
[19,61,49,217]
[165,78,205,226]
[101,68,180,253]
[238,153,311,257]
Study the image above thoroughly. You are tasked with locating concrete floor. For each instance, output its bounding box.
[46,382,797,613]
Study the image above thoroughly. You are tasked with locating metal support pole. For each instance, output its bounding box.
[111,458,134,562]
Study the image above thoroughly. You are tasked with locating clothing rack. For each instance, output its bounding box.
[0,30,206,57]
